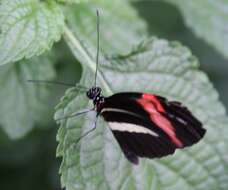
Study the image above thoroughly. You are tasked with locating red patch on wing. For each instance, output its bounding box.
[142,93,165,113]
[137,93,183,148]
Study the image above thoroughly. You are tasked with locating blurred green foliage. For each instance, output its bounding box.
[0,1,227,190]
[136,1,228,109]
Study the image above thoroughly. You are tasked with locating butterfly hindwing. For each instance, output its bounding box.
[112,130,176,164]
[100,92,206,164]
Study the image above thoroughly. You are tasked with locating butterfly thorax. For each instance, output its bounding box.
[86,86,105,112]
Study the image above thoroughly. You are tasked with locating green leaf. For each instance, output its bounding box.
[64,0,147,55]
[0,0,65,66]
[57,0,89,3]
[166,0,228,60]
[0,55,56,139]
[55,34,228,190]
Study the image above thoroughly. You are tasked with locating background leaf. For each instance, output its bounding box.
[0,126,60,190]
[1,1,228,190]
[57,0,89,3]
[0,0,64,66]
[134,0,228,109]
[0,55,56,139]
[64,0,147,55]
[55,35,228,190]
[165,0,228,60]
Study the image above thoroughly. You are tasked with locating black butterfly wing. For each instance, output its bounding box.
[100,92,206,164]
[157,96,206,147]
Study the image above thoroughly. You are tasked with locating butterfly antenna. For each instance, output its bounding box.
[27,80,75,87]
[27,80,89,91]
[94,9,100,87]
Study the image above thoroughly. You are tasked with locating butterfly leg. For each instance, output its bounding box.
[56,107,95,121]
[64,113,99,153]
[75,116,99,145]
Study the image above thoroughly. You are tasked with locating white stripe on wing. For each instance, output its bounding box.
[108,122,158,136]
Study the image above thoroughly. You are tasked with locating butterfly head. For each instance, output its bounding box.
[86,86,102,100]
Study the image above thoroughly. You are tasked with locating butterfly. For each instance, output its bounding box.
[85,88,206,164]
[29,10,206,165]
[73,10,206,164]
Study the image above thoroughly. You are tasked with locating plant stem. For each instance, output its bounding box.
[63,25,112,95]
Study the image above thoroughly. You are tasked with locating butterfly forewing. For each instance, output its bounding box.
[100,92,206,164]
